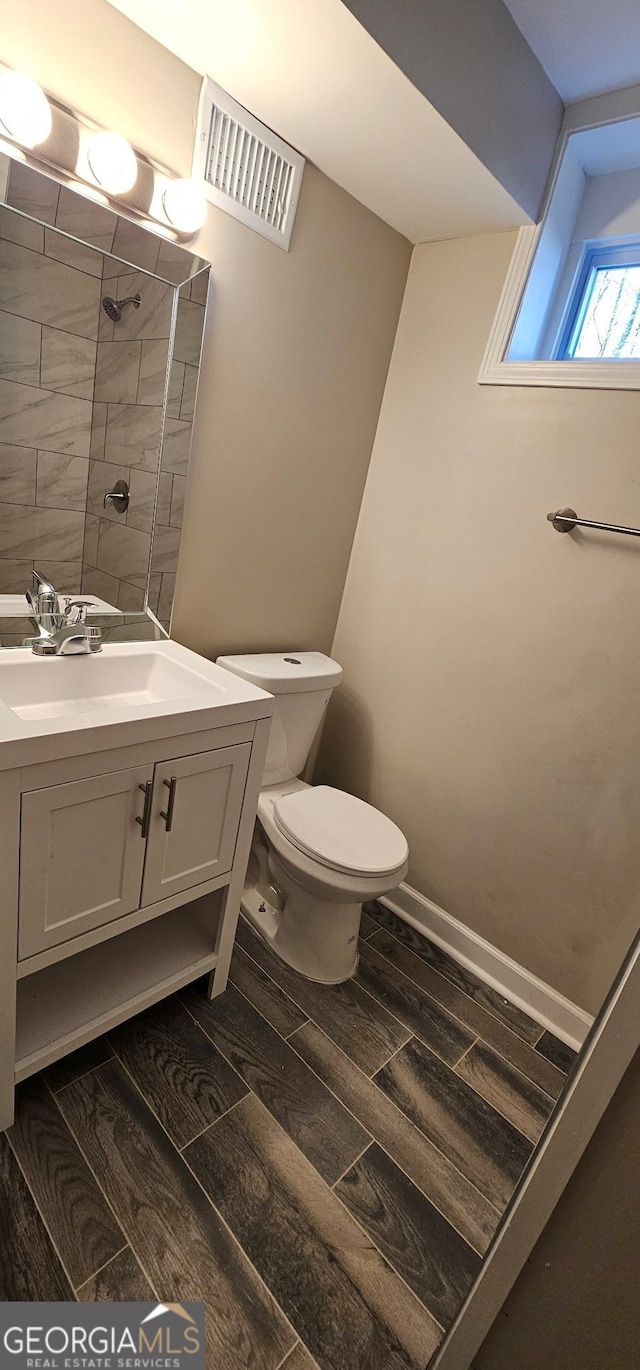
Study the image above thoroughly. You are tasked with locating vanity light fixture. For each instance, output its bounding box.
[86,130,137,195]
[162,177,207,234]
[0,71,51,148]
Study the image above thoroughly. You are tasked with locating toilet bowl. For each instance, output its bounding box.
[216,652,409,983]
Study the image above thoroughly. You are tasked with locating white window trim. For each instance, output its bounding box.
[479,87,640,391]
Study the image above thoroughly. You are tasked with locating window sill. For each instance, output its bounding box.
[479,357,640,390]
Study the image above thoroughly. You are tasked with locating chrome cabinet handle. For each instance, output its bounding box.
[159,776,177,832]
[136,780,153,838]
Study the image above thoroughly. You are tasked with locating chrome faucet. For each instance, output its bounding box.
[27,569,58,618]
[31,600,102,656]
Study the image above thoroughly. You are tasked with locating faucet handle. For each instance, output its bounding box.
[63,598,95,625]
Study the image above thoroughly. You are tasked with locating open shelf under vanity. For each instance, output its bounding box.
[15,889,223,1082]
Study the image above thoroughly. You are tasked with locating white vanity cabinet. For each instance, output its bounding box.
[0,643,273,1132]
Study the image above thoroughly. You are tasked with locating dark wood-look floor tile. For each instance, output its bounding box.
[57,1058,295,1370]
[376,1038,533,1211]
[359,911,379,940]
[108,995,249,1148]
[356,942,476,1066]
[77,1246,155,1301]
[281,1345,321,1370]
[369,930,565,1098]
[230,944,309,1038]
[180,981,370,1184]
[0,1132,73,1300]
[7,1075,125,1289]
[186,1092,442,1370]
[236,922,410,1075]
[364,904,542,1045]
[535,1030,579,1074]
[455,1042,555,1145]
[336,1143,481,1329]
[291,1022,499,1255]
[43,1036,113,1091]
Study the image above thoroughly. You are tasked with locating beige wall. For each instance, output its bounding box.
[473,1047,640,1370]
[2,0,411,658]
[319,230,640,1013]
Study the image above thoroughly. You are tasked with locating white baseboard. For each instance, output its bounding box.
[380,883,593,1052]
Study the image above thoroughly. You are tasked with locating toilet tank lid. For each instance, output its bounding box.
[216,652,342,694]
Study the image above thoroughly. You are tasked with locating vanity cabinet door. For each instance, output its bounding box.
[19,766,154,960]
[141,743,251,907]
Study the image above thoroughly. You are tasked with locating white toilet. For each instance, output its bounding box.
[217,651,409,983]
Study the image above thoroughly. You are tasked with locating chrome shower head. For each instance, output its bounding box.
[101,293,141,323]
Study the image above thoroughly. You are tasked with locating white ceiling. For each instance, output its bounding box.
[503,0,640,103]
[106,0,526,243]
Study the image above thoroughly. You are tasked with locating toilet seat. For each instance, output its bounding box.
[273,784,408,878]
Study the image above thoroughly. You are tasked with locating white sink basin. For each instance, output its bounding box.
[0,640,273,740]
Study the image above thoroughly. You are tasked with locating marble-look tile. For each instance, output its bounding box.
[166,360,185,418]
[0,309,41,385]
[94,340,141,404]
[189,270,209,306]
[157,573,175,623]
[117,581,145,612]
[43,227,104,279]
[83,513,100,567]
[40,326,97,401]
[114,271,173,341]
[0,379,92,457]
[90,402,107,460]
[0,558,33,592]
[180,364,198,421]
[0,239,101,340]
[170,473,186,528]
[155,471,173,526]
[6,161,59,225]
[0,443,37,505]
[0,204,44,253]
[97,519,151,582]
[38,561,82,595]
[174,298,205,366]
[35,508,86,561]
[161,416,192,475]
[150,523,181,574]
[127,467,158,535]
[36,452,89,513]
[104,403,162,470]
[54,188,116,254]
[136,338,170,406]
[81,565,120,605]
[109,221,160,276]
[87,459,130,523]
[0,504,85,560]
[146,572,162,616]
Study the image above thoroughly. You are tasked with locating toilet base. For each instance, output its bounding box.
[240,877,361,984]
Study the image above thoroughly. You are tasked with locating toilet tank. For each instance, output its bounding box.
[216,652,342,786]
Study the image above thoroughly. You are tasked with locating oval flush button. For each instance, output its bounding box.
[284,657,301,664]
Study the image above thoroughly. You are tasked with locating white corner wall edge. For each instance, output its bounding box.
[381,883,593,1051]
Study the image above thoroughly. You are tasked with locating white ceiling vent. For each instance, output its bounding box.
[194,78,305,251]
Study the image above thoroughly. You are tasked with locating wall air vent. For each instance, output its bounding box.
[194,78,305,251]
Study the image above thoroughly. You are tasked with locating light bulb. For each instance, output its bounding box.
[87,131,137,195]
[0,71,52,148]
[162,178,207,234]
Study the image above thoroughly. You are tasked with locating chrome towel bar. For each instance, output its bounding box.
[547,507,640,538]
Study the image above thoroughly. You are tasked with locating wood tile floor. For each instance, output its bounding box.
[0,900,577,1370]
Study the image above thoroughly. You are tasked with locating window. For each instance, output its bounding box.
[557,242,640,360]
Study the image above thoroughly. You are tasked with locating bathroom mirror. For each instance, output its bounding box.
[0,152,209,646]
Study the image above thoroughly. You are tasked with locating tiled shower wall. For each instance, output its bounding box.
[0,161,205,625]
